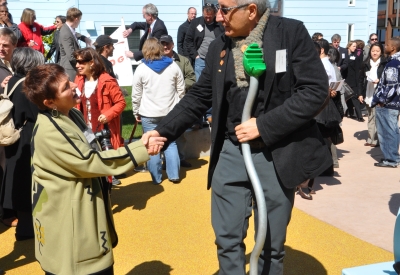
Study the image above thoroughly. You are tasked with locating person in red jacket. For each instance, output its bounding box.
[17,8,56,53]
[73,47,126,150]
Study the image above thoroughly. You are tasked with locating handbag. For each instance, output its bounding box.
[342,82,355,101]
[331,125,344,145]
[315,98,342,128]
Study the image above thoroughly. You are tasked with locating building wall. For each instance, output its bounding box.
[283,0,378,46]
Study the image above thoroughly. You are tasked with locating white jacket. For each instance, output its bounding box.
[132,61,185,118]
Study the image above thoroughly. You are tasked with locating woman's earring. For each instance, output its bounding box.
[51,106,59,117]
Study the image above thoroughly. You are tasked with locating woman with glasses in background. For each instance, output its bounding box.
[363,33,379,61]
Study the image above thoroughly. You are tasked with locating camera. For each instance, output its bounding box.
[94,123,113,151]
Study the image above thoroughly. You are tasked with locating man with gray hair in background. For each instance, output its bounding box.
[142,0,331,274]
[123,3,168,61]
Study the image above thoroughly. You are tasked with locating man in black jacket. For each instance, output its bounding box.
[331,33,349,78]
[177,7,197,58]
[94,35,117,79]
[184,3,224,80]
[143,0,331,274]
[123,3,167,61]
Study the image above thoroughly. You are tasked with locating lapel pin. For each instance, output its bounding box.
[220,60,224,66]
[220,50,226,58]
[218,69,222,72]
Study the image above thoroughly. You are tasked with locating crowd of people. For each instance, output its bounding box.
[0,0,399,275]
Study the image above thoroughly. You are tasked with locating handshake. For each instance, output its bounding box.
[141,130,166,156]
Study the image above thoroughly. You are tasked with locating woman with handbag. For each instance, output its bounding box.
[344,41,365,122]
[360,42,387,147]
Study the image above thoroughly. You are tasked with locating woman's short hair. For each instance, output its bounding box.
[73,47,105,79]
[56,15,66,24]
[355,39,365,49]
[328,46,340,65]
[20,8,35,25]
[142,38,164,61]
[315,39,330,55]
[24,64,67,110]
[11,47,44,76]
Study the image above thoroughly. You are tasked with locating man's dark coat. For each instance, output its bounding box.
[156,15,332,189]
[129,18,168,61]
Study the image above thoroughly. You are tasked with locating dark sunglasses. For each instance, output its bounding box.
[76,59,91,65]
[215,3,249,15]
[370,38,378,41]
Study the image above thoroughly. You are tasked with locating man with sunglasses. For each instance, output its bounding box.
[184,2,224,80]
[142,0,331,274]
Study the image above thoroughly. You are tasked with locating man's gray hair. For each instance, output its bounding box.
[0,28,17,46]
[236,0,270,16]
[143,3,158,18]
[331,34,341,42]
[11,47,44,76]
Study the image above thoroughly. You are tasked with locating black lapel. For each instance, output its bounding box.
[215,37,229,108]
[263,16,283,103]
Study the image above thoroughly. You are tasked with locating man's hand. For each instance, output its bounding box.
[141,130,166,155]
[0,14,10,26]
[122,28,132,38]
[85,37,92,47]
[1,75,11,88]
[235,118,260,143]
[135,115,141,122]
[329,89,337,98]
[358,95,364,103]
[125,51,134,58]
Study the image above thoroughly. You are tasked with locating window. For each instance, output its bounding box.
[348,24,354,41]
[348,0,356,6]
[103,26,140,52]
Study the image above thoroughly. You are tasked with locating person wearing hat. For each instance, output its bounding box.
[160,34,195,168]
[94,35,117,79]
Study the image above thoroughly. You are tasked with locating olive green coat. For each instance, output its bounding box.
[31,109,149,275]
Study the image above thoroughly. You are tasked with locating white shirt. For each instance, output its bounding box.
[321,56,337,83]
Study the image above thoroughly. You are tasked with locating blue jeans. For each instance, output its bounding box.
[141,116,180,183]
[375,107,400,165]
[194,57,205,81]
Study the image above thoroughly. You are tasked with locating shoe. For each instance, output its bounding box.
[114,173,127,179]
[364,142,372,146]
[374,162,397,168]
[358,118,365,122]
[370,144,379,147]
[169,179,180,184]
[2,217,18,227]
[297,187,312,200]
[308,187,316,195]
[180,160,192,168]
[112,176,121,186]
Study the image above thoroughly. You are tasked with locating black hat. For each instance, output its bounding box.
[94,35,118,48]
[160,35,173,44]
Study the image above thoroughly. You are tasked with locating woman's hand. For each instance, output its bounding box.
[373,79,379,84]
[1,75,11,88]
[358,95,364,103]
[125,51,134,58]
[135,115,141,122]
[329,89,337,98]
[28,40,35,47]
[98,114,108,124]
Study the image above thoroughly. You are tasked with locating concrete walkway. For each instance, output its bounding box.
[294,116,400,252]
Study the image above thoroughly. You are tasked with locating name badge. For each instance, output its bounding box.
[350,56,356,60]
[275,49,287,73]
[32,27,36,32]
[342,53,345,59]
[197,24,204,32]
